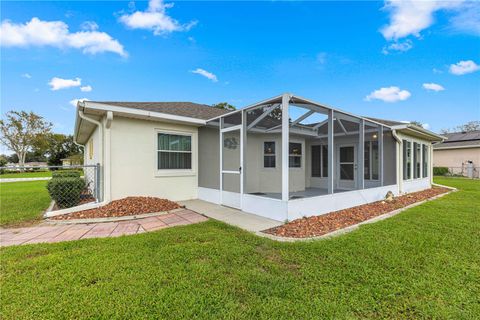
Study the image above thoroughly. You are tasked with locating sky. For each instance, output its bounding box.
[1,0,479,154]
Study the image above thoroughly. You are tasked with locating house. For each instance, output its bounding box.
[73,93,444,222]
[433,130,480,178]
[61,154,83,167]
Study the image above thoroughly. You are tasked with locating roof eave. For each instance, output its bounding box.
[392,124,445,142]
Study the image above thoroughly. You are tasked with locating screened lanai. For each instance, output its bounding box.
[198,93,397,218]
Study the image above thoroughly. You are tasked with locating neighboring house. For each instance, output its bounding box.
[61,154,83,166]
[433,130,480,178]
[74,93,443,222]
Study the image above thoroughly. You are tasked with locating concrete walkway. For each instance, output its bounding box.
[0,177,52,183]
[179,199,282,232]
[0,209,207,247]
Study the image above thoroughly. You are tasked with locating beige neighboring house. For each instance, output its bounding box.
[433,130,480,178]
[61,154,83,166]
[73,93,444,222]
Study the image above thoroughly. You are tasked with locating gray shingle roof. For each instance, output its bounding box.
[434,140,480,149]
[434,130,480,149]
[363,117,405,126]
[89,101,231,120]
[441,130,480,142]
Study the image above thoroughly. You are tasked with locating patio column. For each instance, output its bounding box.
[327,109,334,194]
[281,94,290,201]
[219,117,223,196]
[358,119,365,190]
[378,125,384,186]
[242,110,247,194]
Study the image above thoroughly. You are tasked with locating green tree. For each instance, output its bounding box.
[212,102,236,111]
[0,111,52,167]
[45,134,82,166]
[440,121,480,134]
[410,121,424,127]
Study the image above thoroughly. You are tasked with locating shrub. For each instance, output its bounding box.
[52,170,81,179]
[433,167,449,176]
[47,177,85,208]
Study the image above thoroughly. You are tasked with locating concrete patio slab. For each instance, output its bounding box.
[179,199,282,232]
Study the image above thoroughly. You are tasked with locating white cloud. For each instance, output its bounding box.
[381,0,464,41]
[422,82,445,92]
[382,39,413,54]
[69,98,90,107]
[21,73,32,78]
[119,0,197,35]
[365,86,411,103]
[449,2,480,36]
[421,123,430,130]
[449,60,480,75]
[0,17,127,57]
[80,85,92,92]
[432,68,443,74]
[80,21,99,31]
[191,68,218,82]
[49,77,81,91]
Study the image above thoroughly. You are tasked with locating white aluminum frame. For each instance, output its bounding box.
[219,124,243,209]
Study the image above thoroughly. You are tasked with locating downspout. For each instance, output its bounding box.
[78,110,107,203]
[391,129,403,194]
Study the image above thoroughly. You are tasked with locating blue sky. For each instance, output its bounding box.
[1,0,479,151]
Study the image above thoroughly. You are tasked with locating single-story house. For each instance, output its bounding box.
[74,93,444,222]
[61,154,83,166]
[433,130,480,178]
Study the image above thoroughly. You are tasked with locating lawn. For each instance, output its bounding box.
[0,181,51,227]
[1,178,479,319]
[0,171,52,178]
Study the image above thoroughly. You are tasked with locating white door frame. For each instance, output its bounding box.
[220,125,243,209]
[336,144,356,190]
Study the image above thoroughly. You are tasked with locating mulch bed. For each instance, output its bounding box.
[264,187,451,238]
[51,197,182,220]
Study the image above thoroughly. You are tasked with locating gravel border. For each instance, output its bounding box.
[257,186,456,242]
[45,208,185,224]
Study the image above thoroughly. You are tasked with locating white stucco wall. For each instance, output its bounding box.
[109,116,199,201]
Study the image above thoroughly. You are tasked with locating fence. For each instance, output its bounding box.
[433,166,479,179]
[0,164,102,209]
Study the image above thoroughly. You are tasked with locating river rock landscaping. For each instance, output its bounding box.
[264,186,451,238]
[51,197,182,220]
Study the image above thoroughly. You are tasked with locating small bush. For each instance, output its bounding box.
[52,170,81,179]
[433,167,449,176]
[47,177,85,208]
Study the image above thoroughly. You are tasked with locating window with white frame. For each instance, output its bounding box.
[263,141,276,168]
[403,139,412,180]
[422,144,429,178]
[311,145,328,177]
[414,142,421,179]
[157,133,192,170]
[289,142,302,168]
[364,141,379,180]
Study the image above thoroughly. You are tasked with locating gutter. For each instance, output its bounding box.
[78,110,105,202]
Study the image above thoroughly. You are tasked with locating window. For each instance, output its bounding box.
[312,145,328,177]
[414,142,421,179]
[289,142,302,168]
[364,141,379,180]
[157,133,192,170]
[422,144,429,178]
[263,141,276,168]
[403,140,412,180]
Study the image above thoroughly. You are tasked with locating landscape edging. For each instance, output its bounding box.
[257,188,456,242]
[45,208,185,224]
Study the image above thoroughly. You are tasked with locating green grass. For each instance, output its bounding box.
[0,181,51,227]
[0,171,52,178]
[1,178,479,319]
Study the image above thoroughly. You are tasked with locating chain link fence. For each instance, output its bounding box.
[0,164,101,209]
[433,166,479,179]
